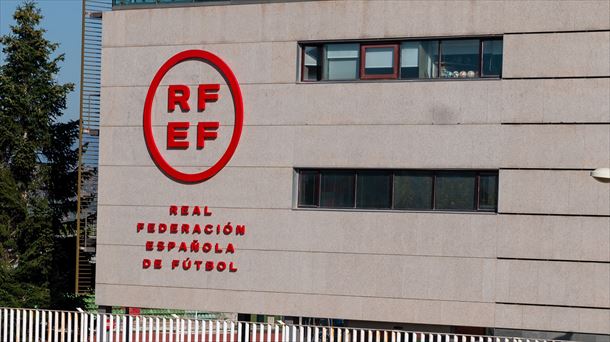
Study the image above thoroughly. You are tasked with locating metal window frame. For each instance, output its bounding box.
[296,168,499,213]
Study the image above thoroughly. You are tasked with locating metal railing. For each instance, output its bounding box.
[0,307,566,342]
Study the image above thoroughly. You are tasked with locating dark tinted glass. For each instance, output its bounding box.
[434,172,476,210]
[478,173,498,210]
[440,39,480,79]
[481,40,503,77]
[356,171,392,209]
[303,46,320,81]
[320,171,355,208]
[298,171,319,207]
[394,171,433,209]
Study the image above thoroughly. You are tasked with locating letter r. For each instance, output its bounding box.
[168,85,190,112]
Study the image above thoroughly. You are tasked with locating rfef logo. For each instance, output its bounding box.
[143,50,244,183]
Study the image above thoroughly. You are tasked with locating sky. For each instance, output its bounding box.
[0,0,83,122]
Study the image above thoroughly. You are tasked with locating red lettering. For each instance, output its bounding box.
[167,122,189,149]
[236,225,246,236]
[142,259,151,269]
[159,223,167,233]
[204,206,212,216]
[168,241,176,251]
[202,243,212,253]
[197,84,220,112]
[154,259,162,269]
[194,260,203,270]
[192,206,201,216]
[170,224,178,234]
[223,224,232,235]
[204,224,213,234]
[181,224,190,234]
[147,223,155,233]
[179,242,188,252]
[168,85,190,112]
[196,122,219,149]
[171,259,179,270]
[156,241,165,251]
[137,222,144,233]
[217,261,226,272]
[169,205,178,215]
[229,262,237,272]
[226,243,235,254]
[192,224,202,234]
[215,243,223,254]
[205,261,214,271]
[145,241,154,251]
[181,206,189,216]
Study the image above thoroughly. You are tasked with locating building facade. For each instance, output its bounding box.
[96,0,610,340]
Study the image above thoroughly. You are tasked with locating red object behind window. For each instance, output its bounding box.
[360,44,399,80]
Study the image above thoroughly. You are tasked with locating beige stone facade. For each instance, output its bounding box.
[96,0,610,336]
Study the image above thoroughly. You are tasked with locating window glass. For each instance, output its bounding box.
[394,171,433,209]
[298,171,319,207]
[434,171,476,210]
[478,173,498,210]
[363,46,396,77]
[356,171,392,209]
[296,169,497,212]
[481,40,503,77]
[302,46,320,81]
[400,41,439,79]
[320,171,355,208]
[324,44,359,80]
[440,39,480,79]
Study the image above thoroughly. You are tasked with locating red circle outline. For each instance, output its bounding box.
[143,50,243,183]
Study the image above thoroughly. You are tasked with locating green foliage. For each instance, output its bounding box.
[0,1,82,309]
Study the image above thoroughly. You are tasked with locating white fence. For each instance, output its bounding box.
[0,307,562,342]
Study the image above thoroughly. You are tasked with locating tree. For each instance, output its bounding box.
[0,1,80,308]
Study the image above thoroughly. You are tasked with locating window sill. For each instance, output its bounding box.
[298,77,502,85]
[292,207,498,215]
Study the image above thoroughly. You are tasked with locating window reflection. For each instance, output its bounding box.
[400,41,439,79]
[356,171,392,208]
[324,44,360,80]
[320,171,356,208]
[482,40,503,77]
[440,39,480,79]
[362,45,398,79]
[434,171,476,210]
[478,173,498,210]
[393,171,434,209]
[303,46,321,81]
[298,171,319,207]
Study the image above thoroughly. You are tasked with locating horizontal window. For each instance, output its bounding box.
[297,169,498,212]
[301,37,502,82]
